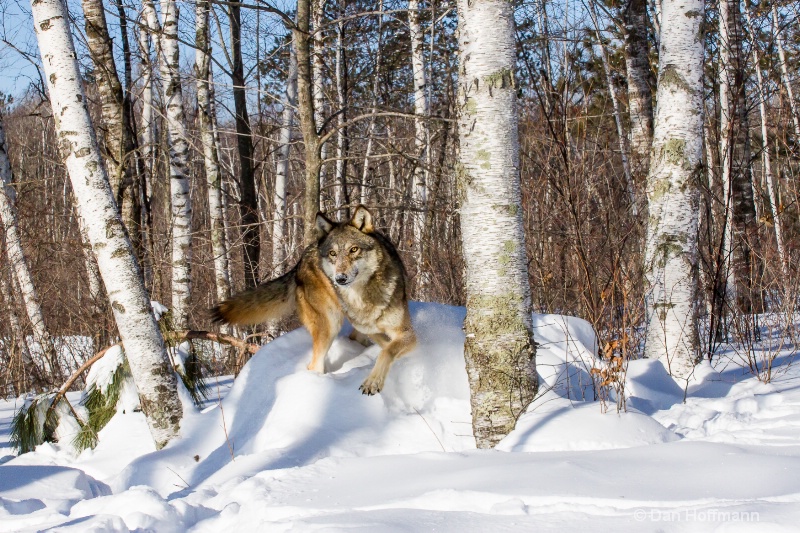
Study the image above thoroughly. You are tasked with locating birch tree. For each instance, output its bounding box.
[142,0,193,329]
[313,0,329,202]
[457,0,536,448]
[623,0,654,176]
[274,39,298,272]
[409,0,430,293]
[334,8,349,209]
[0,111,60,381]
[196,0,231,303]
[30,0,181,447]
[719,0,758,314]
[642,0,704,379]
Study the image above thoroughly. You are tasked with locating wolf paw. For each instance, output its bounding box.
[307,360,325,373]
[359,376,383,395]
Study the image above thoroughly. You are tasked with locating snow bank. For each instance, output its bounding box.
[2,302,800,531]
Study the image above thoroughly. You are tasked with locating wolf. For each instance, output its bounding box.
[211,206,417,395]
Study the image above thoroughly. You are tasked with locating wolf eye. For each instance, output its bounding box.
[350,246,359,254]
[328,250,337,257]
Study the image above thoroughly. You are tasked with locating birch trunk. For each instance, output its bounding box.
[748,9,787,276]
[457,0,537,449]
[30,0,181,447]
[642,0,704,380]
[409,0,430,294]
[313,0,328,203]
[773,6,800,142]
[334,15,349,210]
[274,40,298,272]
[196,0,231,303]
[143,0,193,329]
[137,18,157,292]
[360,0,385,206]
[719,0,758,314]
[0,112,60,380]
[623,0,654,176]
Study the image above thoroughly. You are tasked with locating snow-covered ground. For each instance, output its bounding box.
[2,302,799,532]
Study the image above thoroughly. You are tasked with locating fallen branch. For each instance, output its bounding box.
[166,330,261,355]
[44,331,258,418]
[47,343,120,419]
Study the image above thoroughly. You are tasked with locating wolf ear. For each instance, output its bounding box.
[315,212,335,237]
[349,205,374,233]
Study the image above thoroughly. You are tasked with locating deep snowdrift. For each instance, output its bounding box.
[1,302,799,531]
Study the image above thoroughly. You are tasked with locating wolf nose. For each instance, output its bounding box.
[335,274,348,285]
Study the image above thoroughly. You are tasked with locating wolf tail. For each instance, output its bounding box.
[210,268,297,325]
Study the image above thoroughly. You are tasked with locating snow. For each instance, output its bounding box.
[1,302,800,531]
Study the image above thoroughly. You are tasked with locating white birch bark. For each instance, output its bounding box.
[137,22,155,183]
[196,0,231,302]
[457,0,536,448]
[274,41,298,272]
[623,0,654,175]
[334,16,347,209]
[312,0,328,204]
[642,0,704,379]
[142,0,192,329]
[748,9,787,275]
[409,0,430,293]
[717,0,736,308]
[720,0,758,313]
[30,0,181,447]
[0,112,60,379]
[360,0,384,206]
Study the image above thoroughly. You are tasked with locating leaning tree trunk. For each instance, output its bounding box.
[196,0,231,303]
[457,0,537,449]
[143,0,193,329]
[642,0,704,380]
[0,112,60,381]
[30,0,181,448]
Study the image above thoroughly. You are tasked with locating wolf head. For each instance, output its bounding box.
[316,206,381,288]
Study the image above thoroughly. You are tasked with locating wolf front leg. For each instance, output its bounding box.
[297,288,342,374]
[359,328,417,395]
